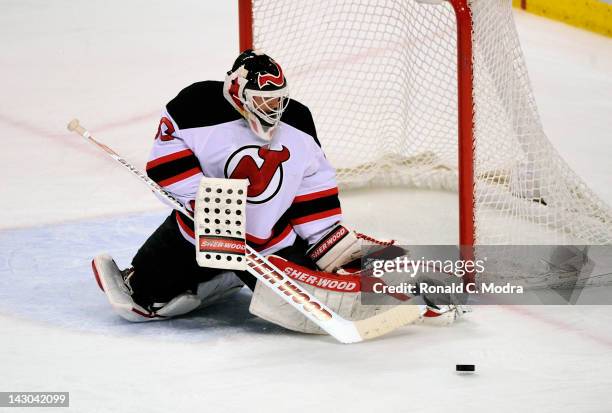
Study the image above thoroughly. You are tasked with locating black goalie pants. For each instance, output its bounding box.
[129,212,313,308]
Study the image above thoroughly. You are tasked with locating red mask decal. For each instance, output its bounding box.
[257,61,285,88]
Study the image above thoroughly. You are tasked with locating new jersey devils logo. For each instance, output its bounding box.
[224,145,290,204]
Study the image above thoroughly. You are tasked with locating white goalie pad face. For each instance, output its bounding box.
[249,256,398,334]
[195,177,248,271]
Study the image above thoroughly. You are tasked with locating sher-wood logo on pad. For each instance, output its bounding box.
[199,236,246,255]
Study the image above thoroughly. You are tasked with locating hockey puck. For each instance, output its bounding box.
[456,364,475,373]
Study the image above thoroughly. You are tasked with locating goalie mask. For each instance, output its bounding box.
[223,50,289,141]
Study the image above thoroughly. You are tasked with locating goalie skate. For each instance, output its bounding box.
[91,254,166,322]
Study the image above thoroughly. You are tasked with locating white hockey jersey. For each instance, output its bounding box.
[146,81,342,256]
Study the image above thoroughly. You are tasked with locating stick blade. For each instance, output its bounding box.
[354,305,421,341]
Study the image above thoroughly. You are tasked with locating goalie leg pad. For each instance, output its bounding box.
[147,272,245,318]
[151,272,244,318]
[195,270,244,308]
[249,256,406,334]
[153,293,202,318]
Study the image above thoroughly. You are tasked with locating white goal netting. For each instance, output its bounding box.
[248,0,612,248]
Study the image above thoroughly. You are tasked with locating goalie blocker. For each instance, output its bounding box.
[195,177,248,271]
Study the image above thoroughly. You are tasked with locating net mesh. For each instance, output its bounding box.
[249,0,612,247]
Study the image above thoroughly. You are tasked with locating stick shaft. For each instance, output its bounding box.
[71,121,191,217]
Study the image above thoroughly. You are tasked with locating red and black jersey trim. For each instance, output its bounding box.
[175,210,195,238]
[288,188,341,225]
[246,208,293,251]
[146,149,202,187]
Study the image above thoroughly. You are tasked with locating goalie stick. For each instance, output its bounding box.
[67,118,421,343]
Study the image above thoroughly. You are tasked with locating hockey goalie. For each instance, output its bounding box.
[92,50,465,333]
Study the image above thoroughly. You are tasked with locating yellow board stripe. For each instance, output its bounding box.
[512,0,612,37]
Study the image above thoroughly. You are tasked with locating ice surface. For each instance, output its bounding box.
[1,2,611,412]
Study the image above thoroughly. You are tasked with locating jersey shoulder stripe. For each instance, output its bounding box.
[146,148,202,187]
[166,81,241,130]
